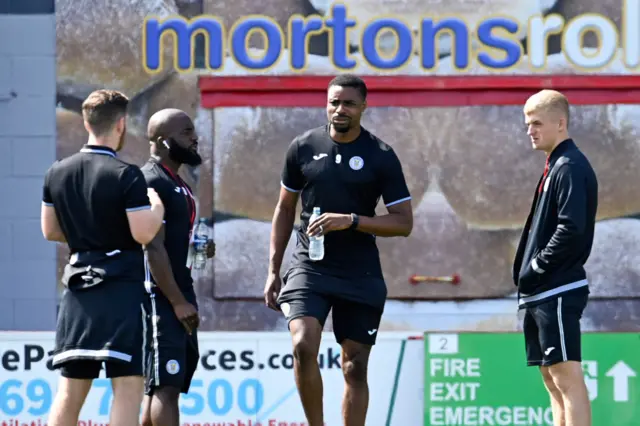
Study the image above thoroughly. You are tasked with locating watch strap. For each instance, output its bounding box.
[349,213,359,230]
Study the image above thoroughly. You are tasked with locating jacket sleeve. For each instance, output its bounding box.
[533,163,586,273]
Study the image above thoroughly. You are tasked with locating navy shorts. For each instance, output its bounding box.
[53,280,147,379]
[60,359,143,379]
[277,271,384,345]
[523,291,588,367]
[145,292,200,395]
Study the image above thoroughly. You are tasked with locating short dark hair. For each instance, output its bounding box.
[81,89,129,136]
[328,74,367,100]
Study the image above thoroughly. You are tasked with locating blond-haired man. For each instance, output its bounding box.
[513,89,598,426]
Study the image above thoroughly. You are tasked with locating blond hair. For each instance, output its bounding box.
[524,89,570,128]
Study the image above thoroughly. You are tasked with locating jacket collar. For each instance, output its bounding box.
[547,138,576,166]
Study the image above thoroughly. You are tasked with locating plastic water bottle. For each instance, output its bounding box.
[193,218,208,270]
[308,207,324,261]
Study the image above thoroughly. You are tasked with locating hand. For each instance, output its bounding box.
[147,188,163,207]
[205,239,216,258]
[307,213,353,237]
[264,273,282,311]
[518,259,543,291]
[173,302,199,335]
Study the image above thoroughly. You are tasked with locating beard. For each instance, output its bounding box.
[167,138,202,166]
[330,119,351,133]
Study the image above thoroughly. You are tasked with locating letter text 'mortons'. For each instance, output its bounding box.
[420,18,469,70]
[289,16,325,70]
[527,14,564,69]
[361,18,413,70]
[624,0,640,68]
[143,16,224,72]
[562,14,618,70]
[230,16,283,70]
[476,17,522,69]
[326,4,357,69]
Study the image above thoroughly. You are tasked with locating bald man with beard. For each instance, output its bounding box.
[140,109,215,426]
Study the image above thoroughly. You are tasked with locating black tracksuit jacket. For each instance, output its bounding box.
[512,139,598,308]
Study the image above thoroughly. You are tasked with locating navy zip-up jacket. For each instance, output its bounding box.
[512,139,598,308]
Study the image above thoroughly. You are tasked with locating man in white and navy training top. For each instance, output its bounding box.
[41,90,165,426]
[264,74,413,426]
[514,89,598,426]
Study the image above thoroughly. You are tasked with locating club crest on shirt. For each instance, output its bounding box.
[166,359,180,375]
[349,156,364,170]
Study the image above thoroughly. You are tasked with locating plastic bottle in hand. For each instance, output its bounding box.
[308,207,324,261]
[193,218,208,270]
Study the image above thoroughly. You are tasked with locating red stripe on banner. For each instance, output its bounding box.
[199,75,640,107]
[198,75,640,91]
[201,89,640,107]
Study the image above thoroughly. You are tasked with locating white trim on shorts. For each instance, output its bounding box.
[52,349,132,364]
[53,297,148,367]
[149,294,161,386]
[557,297,568,362]
[141,302,148,373]
[144,251,153,293]
[143,251,161,386]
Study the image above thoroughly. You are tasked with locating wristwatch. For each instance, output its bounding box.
[349,213,359,230]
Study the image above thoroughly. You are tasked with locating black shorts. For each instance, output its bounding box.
[60,359,143,379]
[523,291,588,367]
[277,272,384,346]
[52,280,147,379]
[145,291,200,395]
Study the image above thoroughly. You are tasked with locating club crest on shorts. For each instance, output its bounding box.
[166,359,180,375]
[280,302,291,317]
[349,156,364,170]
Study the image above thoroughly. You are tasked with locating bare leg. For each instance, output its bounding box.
[47,377,93,426]
[141,395,153,426]
[340,340,372,426]
[541,366,566,426]
[111,376,145,426]
[290,316,324,426]
[548,361,591,426]
[144,387,182,426]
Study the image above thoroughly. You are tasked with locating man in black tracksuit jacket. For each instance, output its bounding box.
[514,138,598,312]
[515,90,598,426]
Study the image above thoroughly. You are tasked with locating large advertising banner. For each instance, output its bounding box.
[5,331,639,425]
[0,332,423,425]
[424,333,640,425]
[54,0,640,336]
